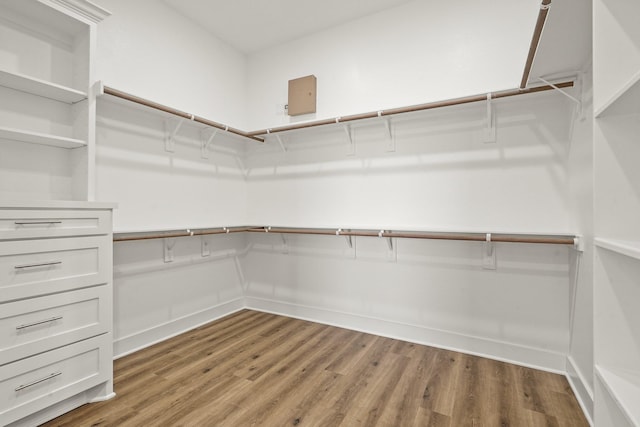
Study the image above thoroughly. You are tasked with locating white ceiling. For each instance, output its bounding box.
[164,0,415,54]
[529,0,592,82]
[164,0,592,80]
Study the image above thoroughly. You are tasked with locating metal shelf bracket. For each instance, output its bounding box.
[165,116,193,152]
[482,233,496,270]
[482,93,496,143]
[201,128,218,159]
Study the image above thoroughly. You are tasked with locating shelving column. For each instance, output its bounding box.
[593,0,640,425]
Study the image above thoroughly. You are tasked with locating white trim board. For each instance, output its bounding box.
[113,298,245,358]
[566,355,595,426]
[244,296,567,374]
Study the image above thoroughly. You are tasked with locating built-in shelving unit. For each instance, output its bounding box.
[0,126,86,149]
[0,69,87,104]
[593,0,640,425]
[594,70,640,118]
[0,0,109,201]
[595,238,640,261]
[595,366,640,427]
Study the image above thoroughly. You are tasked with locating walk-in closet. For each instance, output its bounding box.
[0,0,635,425]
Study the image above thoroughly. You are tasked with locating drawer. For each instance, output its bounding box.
[0,236,111,303]
[0,286,111,365]
[0,209,111,240]
[0,334,110,426]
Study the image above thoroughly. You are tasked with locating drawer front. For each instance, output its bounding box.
[0,209,111,240]
[0,334,110,426]
[0,236,111,302]
[0,286,111,365]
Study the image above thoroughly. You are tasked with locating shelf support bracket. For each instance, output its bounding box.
[201,236,210,257]
[164,238,176,263]
[573,235,584,252]
[380,113,395,152]
[280,233,289,254]
[482,233,496,270]
[201,128,218,159]
[275,134,287,153]
[482,93,496,143]
[336,228,353,249]
[538,76,583,120]
[379,230,396,261]
[342,121,355,156]
[164,116,191,152]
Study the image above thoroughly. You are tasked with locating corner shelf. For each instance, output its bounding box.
[0,126,86,149]
[595,69,640,118]
[595,365,640,426]
[595,238,640,261]
[0,69,87,104]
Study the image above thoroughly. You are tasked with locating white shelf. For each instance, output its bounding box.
[595,238,640,261]
[0,69,86,104]
[0,126,86,149]
[595,69,640,118]
[596,365,640,426]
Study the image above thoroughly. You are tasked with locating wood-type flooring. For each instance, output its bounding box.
[42,310,589,426]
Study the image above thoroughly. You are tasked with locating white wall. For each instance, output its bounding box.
[95,98,247,231]
[95,0,247,129]
[242,91,578,372]
[245,0,539,130]
[112,233,246,357]
[246,91,575,233]
[93,0,252,354]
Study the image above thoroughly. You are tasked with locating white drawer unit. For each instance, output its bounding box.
[0,209,111,240]
[0,202,115,426]
[0,334,111,426]
[0,236,110,303]
[0,286,111,365]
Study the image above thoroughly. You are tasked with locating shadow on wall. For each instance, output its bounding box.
[96,97,248,181]
[243,90,576,180]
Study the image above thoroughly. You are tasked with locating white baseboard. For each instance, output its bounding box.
[114,297,245,358]
[7,383,111,427]
[244,296,566,373]
[566,355,594,426]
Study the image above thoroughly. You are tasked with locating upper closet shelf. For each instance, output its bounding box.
[595,69,640,118]
[0,69,87,104]
[0,126,86,149]
[596,365,640,427]
[595,238,640,261]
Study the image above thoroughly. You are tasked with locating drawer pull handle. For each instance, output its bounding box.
[16,316,63,330]
[14,221,63,225]
[15,372,62,392]
[14,261,62,269]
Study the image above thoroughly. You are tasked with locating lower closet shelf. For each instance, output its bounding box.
[595,365,640,426]
[595,238,640,261]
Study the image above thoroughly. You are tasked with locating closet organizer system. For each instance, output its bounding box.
[106,0,578,249]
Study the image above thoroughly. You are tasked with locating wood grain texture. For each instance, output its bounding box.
[41,310,588,427]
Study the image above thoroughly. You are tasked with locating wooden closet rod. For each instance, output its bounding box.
[113,226,251,242]
[247,226,576,245]
[102,86,266,143]
[114,225,577,246]
[521,0,552,89]
[248,80,573,136]
[103,79,573,142]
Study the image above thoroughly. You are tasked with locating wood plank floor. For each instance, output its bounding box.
[42,310,589,427]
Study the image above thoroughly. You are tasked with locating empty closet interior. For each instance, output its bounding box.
[1,0,637,425]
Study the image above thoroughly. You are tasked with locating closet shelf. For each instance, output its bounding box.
[101,80,574,142]
[595,365,640,426]
[595,238,640,261]
[0,126,86,149]
[114,225,578,246]
[0,69,87,104]
[595,69,640,118]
